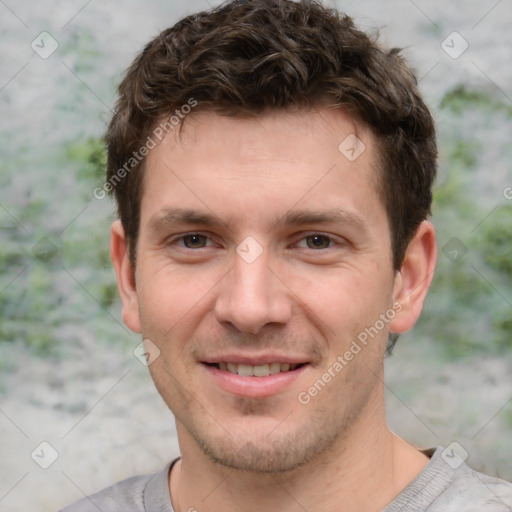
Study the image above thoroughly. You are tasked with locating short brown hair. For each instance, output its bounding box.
[106,0,437,271]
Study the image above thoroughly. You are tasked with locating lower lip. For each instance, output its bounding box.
[202,364,309,398]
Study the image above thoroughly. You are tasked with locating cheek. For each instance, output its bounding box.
[136,264,221,369]
[299,270,388,333]
[309,283,394,374]
[137,264,212,324]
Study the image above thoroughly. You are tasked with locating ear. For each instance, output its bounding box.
[389,220,437,334]
[110,220,141,333]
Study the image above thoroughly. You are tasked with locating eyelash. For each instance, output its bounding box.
[167,232,341,251]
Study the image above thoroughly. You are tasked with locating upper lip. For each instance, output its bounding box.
[201,353,310,366]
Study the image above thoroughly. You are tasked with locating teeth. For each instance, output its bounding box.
[237,364,253,377]
[269,362,281,374]
[218,362,300,377]
[253,364,270,377]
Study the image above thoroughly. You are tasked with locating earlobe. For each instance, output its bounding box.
[110,220,142,333]
[389,221,437,334]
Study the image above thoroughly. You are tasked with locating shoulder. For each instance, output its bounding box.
[59,473,154,512]
[434,463,512,511]
[58,460,176,512]
[59,474,150,512]
[395,447,512,512]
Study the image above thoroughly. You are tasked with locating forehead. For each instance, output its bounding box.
[167,108,373,164]
[140,108,386,232]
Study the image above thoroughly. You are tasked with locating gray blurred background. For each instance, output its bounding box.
[0,0,511,510]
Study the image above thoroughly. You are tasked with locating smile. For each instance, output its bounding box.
[207,362,304,377]
[202,360,310,398]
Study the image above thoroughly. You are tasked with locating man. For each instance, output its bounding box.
[62,0,512,510]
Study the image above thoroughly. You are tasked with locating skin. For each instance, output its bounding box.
[111,108,437,512]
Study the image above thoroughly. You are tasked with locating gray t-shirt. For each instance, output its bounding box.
[60,447,512,511]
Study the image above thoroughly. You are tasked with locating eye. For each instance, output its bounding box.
[176,234,211,249]
[296,234,333,250]
[306,234,331,249]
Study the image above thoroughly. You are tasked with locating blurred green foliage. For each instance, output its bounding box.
[0,135,121,358]
[66,137,107,183]
[481,205,512,277]
[440,84,512,117]
[416,85,512,358]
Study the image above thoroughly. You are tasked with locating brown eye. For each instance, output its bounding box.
[305,235,331,249]
[182,234,208,248]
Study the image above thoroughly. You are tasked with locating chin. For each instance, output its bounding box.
[205,440,316,474]
[186,413,343,474]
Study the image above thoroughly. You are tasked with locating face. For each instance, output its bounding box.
[112,108,429,473]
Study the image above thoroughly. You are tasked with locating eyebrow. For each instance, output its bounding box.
[148,208,230,232]
[272,209,368,234]
[148,207,369,234]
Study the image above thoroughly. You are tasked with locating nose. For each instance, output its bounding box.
[214,247,292,335]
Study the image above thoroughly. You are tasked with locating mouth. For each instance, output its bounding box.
[204,362,306,377]
[201,359,310,398]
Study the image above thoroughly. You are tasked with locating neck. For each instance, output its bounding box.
[169,391,429,512]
